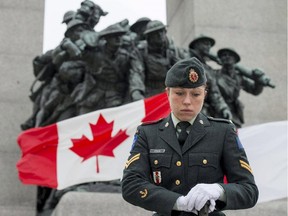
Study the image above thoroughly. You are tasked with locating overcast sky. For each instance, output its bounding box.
[43,0,166,52]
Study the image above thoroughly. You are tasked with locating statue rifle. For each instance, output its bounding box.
[207,52,275,88]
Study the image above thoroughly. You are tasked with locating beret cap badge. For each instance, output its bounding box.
[189,69,199,83]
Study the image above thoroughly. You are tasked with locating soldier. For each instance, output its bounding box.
[74,22,144,114]
[34,60,86,127]
[130,17,151,46]
[75,0,108,29]
[20,50,57,130]
[134,20,180,98]
[52,19,98,68]
[61,10,76,25]
[122,57,259,216]
[188,35,232,120]
[215,48,265,128]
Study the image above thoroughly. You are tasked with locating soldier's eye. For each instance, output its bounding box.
[175,92,184,96]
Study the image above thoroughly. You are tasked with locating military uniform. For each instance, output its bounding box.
[122,113,258,215]
[122,57,258,216]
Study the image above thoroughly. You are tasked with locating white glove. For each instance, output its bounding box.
[174,196,188,211]
[174,196,198,214]
[186,183,222,212]
[208,199,216,212]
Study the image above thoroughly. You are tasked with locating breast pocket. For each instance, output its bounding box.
[150,154,172,185]
[188,153,220,183]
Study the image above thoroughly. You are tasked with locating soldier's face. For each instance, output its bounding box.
[195,40,212,55]
[147,30,166,46]
[166,86,206,121]
[106,35,122,49]
[220,51,236,65]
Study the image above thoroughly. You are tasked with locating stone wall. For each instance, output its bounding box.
[0,0,44,214]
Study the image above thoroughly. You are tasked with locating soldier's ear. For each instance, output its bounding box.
[165,87,170,96]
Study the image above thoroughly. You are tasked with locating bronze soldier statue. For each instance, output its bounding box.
[75,0,108,29]
[215,48,270,128]
[52,19,98,68]
[74,22,143,114]
[188,35,232,120]
[135,20,180,98]
[20,50,57,130]
[129,17,151,46]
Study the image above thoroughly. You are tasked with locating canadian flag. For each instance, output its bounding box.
[16,92,170,190]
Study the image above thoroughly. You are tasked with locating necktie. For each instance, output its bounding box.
[177,121,190,145]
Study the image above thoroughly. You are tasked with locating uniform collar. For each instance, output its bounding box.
[171,112,197,128]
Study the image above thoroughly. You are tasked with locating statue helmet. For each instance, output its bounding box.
[99,23,127,38]
[189,34,215,49]
[217,48,241,63]
[143,20,166,35]
[62,10,76,24]
[64,19,91,37]
[130,17,151,33]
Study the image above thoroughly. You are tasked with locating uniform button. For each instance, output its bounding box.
[176,161,182,166]
[203,159,208,165]
[175,180,181,185]
[154,160,158,165]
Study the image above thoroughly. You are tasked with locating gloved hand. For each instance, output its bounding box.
[186,183,222,212]
[174,196,198,214]
[174,196,188,211]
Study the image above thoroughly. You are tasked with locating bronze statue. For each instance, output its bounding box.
[73,22,143,114]
[75,0,108,29]
[52,19,98,68]
[188,35,232,120]
[129,17,151,45]
[135,20,180,98]
[215,48,272,127]
[21,50,57,130]
[61,10,76,25]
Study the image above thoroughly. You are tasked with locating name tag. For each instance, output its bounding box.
[150,149,165,153]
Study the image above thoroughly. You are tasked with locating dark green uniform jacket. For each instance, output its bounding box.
[121,113,258,216]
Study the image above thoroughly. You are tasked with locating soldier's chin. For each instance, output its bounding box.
[179,113,196,121]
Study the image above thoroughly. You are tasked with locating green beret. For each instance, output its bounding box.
[165,57,207,88]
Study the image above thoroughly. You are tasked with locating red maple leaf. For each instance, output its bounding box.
[70,114,129,173]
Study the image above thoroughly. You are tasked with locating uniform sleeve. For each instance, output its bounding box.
[121,125,181,215]
[219,124,259,210]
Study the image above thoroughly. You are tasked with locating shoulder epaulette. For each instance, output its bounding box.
[207,116,233,124]
[141,118,163,126]
[208,117,237,132]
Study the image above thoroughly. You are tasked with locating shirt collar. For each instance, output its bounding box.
[171,112,197,128]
